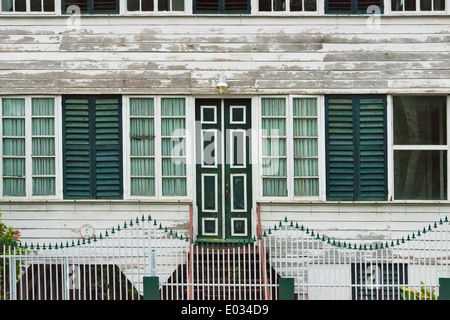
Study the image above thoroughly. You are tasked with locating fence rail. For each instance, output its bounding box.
[1,213,449,300]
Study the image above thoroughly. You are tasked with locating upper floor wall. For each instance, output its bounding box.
[0,13,449,96]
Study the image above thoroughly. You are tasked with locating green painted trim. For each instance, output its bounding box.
[143,276,160,300]
[195,99,252,242]
[439,278,450,300]
[62,95,123,200]
[279,278,295,300]
[325,94,387,201]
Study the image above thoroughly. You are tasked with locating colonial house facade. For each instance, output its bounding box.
[0,0,449,300]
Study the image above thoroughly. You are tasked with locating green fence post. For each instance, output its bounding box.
[439,278,450,300]
[279,278,295,300]
[143,276,160,300]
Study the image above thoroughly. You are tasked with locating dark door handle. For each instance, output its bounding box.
[225,184,230,199]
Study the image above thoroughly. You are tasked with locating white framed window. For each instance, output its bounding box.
[390,95,450,201]
[258,0,318,12]
[0,96,61,199]
[258,95,323,201]
[123,96,192,200]
[388,0,446,12]
[0,0,55,13]
[125,0,186,12]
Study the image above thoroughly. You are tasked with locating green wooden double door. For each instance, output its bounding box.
[195,99,252,242]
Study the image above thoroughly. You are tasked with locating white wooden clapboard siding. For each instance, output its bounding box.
[1,200,447,247]
[0,201,190,245]
[0,16,449,94]
[259,202,450,244]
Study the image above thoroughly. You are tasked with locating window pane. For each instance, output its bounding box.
[261,98,287,197]
[43,0,55,11]
[161,98,186,197]
[304,0,317,11]
[393,96,447,145]
[434,0,445,10]
[15,0,25,11]
[172,0,183,10]
[31,0,42,11]
[158,0,169,10]
[290,0,302,10]
[294,98,318,197]
[127,0,140,10]
[2,0,13,11]
[273,0,286,11]
[130,98,155,197]
[420,0,432,10]
[259,0,271,10]
[394,150,447,200]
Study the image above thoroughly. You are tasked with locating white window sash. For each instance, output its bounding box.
[258,95,323,202]
[123,95,192,201]
[0,96,61,200]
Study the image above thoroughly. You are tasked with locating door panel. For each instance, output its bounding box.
[196,98,252,242]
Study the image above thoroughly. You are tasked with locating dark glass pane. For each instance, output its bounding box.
[434,0,445,10]
[304,0,317,10]
[2,0,13,11]
[290,0,302,10]
[158,0,168,10]
[405,0,416,10]
[15,0,26,11]
[142,0,154,10]
[93,0,117,11]
[327,0,351,11]
[31,0,42,11]
[127,0,140,10]
[394,150,447,200]
[393,96,447,145]
[43,0,55,11]
[64,0,88,12]
[225,0,249,11]
[172,0,183,10]
[391,0,416,10]
[420,0,432,10]
[273,0,285,10]
[259,0,271,10]
[195,0,219,10]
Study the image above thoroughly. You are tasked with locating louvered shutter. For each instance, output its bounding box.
[358,97,387,200]
[94,98,123,199]
[63,98,92,199]
[63,96,123,199]
[326,95,387,201]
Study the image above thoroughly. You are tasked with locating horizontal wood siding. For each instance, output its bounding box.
[1,200,448,246]
[259,202,449,243]
[0,16,448,94]
[0,201,190,245]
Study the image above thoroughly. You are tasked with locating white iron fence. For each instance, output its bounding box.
[1,214,449,300]
[263,217,450,300]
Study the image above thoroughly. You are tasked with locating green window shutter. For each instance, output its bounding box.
[63,96,122,199]
[358,97,387,201]
[326,95,387,201]
[63,98,91,199]
[94,98,123,199]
